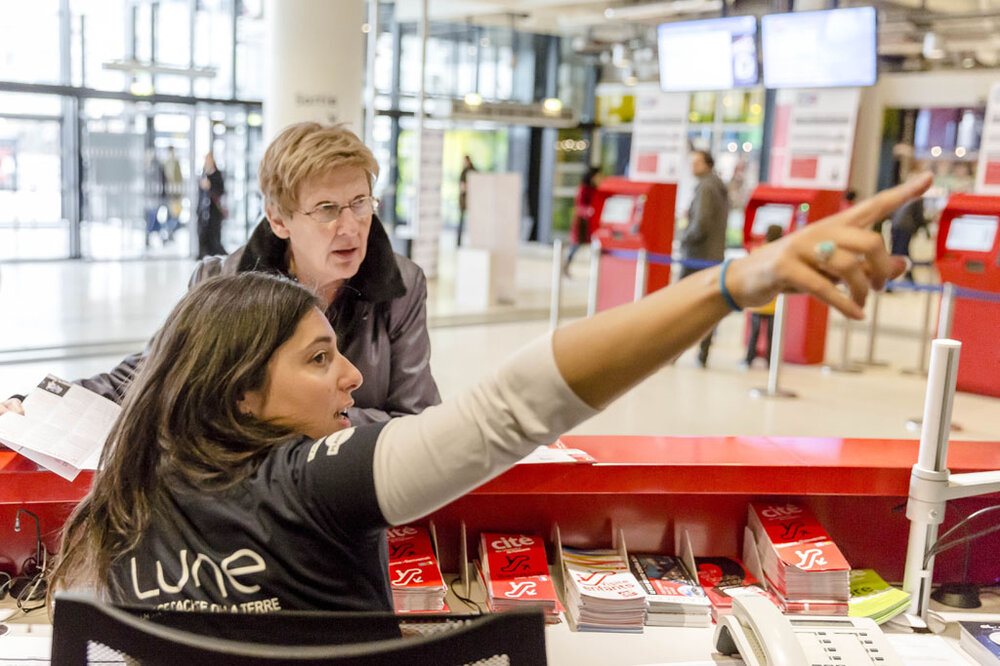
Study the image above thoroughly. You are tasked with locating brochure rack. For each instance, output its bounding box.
[3,435,1000,583]
[422,435,1000,584]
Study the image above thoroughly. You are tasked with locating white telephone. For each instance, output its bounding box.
[714,596,903,666]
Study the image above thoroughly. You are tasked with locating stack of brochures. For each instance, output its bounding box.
[628,553,711,627]
[694,556,778,621]
[748,502,850,615]
[386,525,448,613]
[847,569,910,624]
[477,532,562,621]
[959,621,1000,665]
[561,547,647,633]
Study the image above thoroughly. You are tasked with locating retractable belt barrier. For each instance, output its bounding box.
[546,241,1000,401]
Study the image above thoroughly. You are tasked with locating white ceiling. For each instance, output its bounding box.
[390,0,1000,69]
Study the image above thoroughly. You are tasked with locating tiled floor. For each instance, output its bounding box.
[1,241,998,443]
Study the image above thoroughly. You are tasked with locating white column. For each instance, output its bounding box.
[263,0,365,141]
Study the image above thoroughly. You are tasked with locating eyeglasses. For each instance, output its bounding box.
[298,196,378,224]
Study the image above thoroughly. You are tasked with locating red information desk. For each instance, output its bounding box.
[4,437,1000,585]
[935,193,1000,397]
[743,186,844,364]
[424,435,1000,584]
[591,178,676,312]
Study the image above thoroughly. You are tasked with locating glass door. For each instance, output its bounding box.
[0,94,67,260]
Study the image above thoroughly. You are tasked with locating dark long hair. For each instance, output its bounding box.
[49,273,320,600]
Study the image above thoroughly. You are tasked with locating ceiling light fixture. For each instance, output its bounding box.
[922,32,946,60]
[542,98,563,115]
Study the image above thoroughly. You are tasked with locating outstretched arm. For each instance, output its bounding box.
[368,174,932,525]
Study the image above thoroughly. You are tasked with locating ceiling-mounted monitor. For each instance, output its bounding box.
[761,6,877,89]
[657,16,758,92]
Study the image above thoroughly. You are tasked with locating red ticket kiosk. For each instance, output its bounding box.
[743,186,843,364]
[591,178,676,312]
[935,193,1000,397]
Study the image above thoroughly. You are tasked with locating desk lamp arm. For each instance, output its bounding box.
[901,339,1000,623]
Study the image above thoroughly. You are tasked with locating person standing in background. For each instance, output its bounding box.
[889,196,927,284]
[197,151,227,258]
[680,149,729,368]
[162,146,183,242]
[143,148,166,248]
[456,155,476,247]
[563,166,601,277]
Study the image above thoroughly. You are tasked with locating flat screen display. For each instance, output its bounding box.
[658,16,758,92]
[946,214,999,252]
[752,203,795,236]
[761,7,877,88]
[600,195,636,225]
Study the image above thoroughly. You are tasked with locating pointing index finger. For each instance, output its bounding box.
[845,172,933,229]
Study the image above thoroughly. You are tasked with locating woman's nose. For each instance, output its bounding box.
[341,357,363,392]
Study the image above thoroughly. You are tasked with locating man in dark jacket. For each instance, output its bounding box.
[681,150,729,367]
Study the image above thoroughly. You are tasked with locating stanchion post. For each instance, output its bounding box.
[823,308,862,374]
[587,238,601,318]
[633,248,648,303]
[937,282,956,339]
[903,288,934,376]
[861,290,888,367]
[549,238,563,331]
[750,293,797,399]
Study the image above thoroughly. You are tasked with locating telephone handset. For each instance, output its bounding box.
[714,595,903,666]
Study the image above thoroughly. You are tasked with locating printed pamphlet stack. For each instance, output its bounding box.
[847,569,910,624]
[959,621,1000,665]
[748,502,850,615]
[561,547,647,633]
[628,554,711,627]
[477,532,562,621]
[694,556,777,621]
[386,525,448,612]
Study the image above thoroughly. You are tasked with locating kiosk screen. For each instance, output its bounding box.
[752,204,795,236]
[945,215,999,252]
[601,195,636,226]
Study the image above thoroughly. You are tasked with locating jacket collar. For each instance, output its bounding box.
[237,214,406,304]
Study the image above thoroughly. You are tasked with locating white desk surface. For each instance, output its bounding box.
[2,584,995,665]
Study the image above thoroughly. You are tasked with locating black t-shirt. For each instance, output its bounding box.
[107,423,391,613]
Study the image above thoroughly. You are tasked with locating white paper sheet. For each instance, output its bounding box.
[0,375,118,481]
[886,633,977,665]
[0,624,53,664]
[516,444,596,465]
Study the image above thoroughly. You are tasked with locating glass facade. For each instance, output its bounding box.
[2,1,600,258]
[0,0,263,261]
[369,5,597,244]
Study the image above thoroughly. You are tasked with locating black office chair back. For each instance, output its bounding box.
[51,593,548,665]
